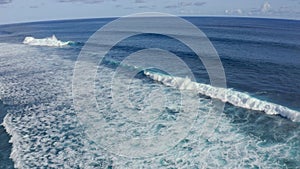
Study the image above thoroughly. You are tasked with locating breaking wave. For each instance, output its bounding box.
[144,71,300,122]
[102,57,300,122]
[22,35,81,47]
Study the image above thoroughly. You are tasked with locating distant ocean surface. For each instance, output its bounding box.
[0,17,300,168]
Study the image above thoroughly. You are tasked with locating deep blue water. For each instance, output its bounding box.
[0,17,299,168]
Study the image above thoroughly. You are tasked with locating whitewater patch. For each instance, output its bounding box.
[0,43,112,168]
[144,71,300,122]
[0,42,298,168]
[23,35,74,47]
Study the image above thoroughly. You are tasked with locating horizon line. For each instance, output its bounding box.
[1,14,299,26]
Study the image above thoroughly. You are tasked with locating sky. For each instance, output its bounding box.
[0,0,300,24]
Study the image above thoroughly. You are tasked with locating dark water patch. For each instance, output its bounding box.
[210,37,300,51]
[0,100,15,169]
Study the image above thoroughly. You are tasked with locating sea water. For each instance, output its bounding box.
[0,17,299,168]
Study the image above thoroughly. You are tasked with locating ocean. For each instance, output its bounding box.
[0,16,299,168]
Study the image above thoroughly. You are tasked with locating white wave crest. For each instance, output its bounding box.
[144,71,300,122]
[23,35,72,47]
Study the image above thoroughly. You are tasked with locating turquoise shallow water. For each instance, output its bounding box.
[0,17,299,168]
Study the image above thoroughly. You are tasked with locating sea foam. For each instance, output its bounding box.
[0,42,298,168]
[144,71,300,122]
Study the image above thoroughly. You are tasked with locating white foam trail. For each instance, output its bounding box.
[144,71,300,122]
[23,35,72,47]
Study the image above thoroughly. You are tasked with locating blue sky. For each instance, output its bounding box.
[0,0,300,24]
